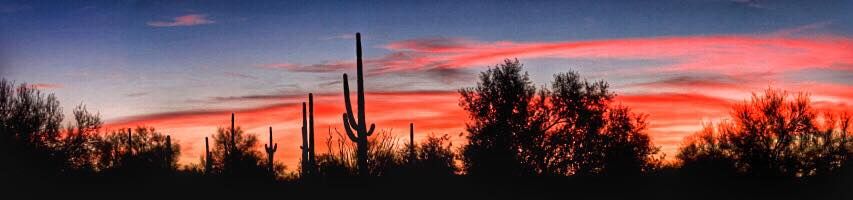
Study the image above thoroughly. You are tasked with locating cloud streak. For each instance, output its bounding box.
[147,14,214,27]
[277,35,852,78]
[29,83,63,89]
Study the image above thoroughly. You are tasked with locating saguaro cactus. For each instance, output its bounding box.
[165,135,173,168]
[342,32,375,176]
[409,123,415,163]
[264,127,277,173]
[300,94,317,177]
[204,137,212,174]
[126,128,133,155]
[230,113,236,156]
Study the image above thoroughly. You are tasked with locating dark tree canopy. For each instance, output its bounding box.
[460,59,542,176]
[459,59,660,176]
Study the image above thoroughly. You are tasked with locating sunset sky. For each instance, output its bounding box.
[1,0,851,169]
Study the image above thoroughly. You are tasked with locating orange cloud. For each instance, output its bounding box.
[616,93,735,156]
[103,91,466,169]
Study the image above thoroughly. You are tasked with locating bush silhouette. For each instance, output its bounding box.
[207,116,282,180]
[94,126,180,177]
[410,134,458,176]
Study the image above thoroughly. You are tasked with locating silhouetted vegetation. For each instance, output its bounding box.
[1,33,851,199]
[460,59,660,176]
[94,127,179,177]
[206,114,283,180]
[678,89,852,178]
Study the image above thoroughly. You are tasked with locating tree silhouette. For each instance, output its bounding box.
[677,89,852,177]
[207,119,279,180]
[677,123,738,176]
[93,126,180,177]
[459,60,660,176]
[0,79,119,178]
[459,59,542,176]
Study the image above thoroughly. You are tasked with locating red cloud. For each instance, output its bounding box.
[276,35,851,78]
[147,14,214,27]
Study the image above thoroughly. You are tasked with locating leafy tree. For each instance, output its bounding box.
[459,60,660,176]
[0,79,66,178]
[459,59,545,176]
[546,72,659,176]
[0,79,115,178]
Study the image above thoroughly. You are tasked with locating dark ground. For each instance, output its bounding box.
[4,174,851,200]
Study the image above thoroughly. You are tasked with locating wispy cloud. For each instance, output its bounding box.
[125,92,149,97]
[223,72,257,79]
[282,35,852,78]
[0,3,31,13]
[260,62,351,73]
[771,21,832,36]
[29,83,63,89]
[147,14,214,27]
[321,34,357,40]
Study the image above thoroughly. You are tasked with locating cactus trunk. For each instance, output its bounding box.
[409,123,415,163]
[300,94,317,178]
[204,136,212,174]
[342,32,375,176]
[127,128,132,156]
[308,93,316,174]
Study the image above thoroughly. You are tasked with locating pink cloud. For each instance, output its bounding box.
[147,14,214,27]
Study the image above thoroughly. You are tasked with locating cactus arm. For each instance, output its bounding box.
[366,123,375,136]
[342,74,359,127]
[343,113,358,141]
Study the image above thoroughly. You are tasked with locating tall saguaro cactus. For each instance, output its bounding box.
[264,127,277,173]
[300,94,317,177]
[342,32,375,176]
